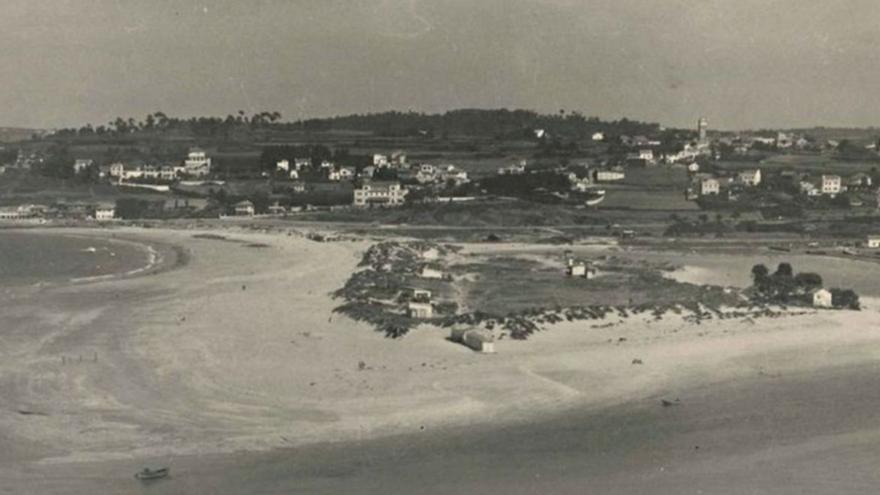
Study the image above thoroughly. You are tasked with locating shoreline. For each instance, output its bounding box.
[3,225,880,474]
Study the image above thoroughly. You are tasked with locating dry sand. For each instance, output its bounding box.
[3,226,880,491]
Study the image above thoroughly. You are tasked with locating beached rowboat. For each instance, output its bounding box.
[135,467,169,481]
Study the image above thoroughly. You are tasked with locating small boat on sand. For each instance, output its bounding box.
[135,467,170,481]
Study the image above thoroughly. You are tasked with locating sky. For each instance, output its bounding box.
[3,0,880,130]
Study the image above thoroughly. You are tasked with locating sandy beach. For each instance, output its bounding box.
[3,226,880,493]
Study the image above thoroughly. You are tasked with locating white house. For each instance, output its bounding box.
[701,178,721,195]
[373,154,389,167]
[73,159,94,173]
[407,302,433,319]
[420,266,444,280]
[338,167,356,180]
[353,180,408,207]
[866,236,880,248]
[812,288,832,308]
[184,148,211,176]
[567,260,597,279]
[94,205,115,221]
[591,132,605,141]
[233,200,255,216]
[294,158,310,171]
[738,169,762,186]
[596,170,625,182]
[276,159,290,172]
[821,175,842,196]
[800,180,820,196]
[638,149,654,161]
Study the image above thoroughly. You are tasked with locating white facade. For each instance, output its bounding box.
[738,169,762,186]
[407,302,433,319]
[276,159,289,172]
[184,149,211,176]
[596,170,625,182]
[821,175,842,195]
[353,181,408,207]
[866,236,880,248]
[812,289,832,308]
[373,154,389,167]
[95,207,115,221]
[701,178,721,195]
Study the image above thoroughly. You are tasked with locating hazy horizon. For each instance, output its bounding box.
[4,0,880,131]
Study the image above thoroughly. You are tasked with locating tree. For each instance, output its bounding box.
[774,263,793,278]
[830,288,860,310]
[794,272,823,290]
[751,264,770,292]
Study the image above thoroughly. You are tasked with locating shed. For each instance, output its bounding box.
[463,330,495,353]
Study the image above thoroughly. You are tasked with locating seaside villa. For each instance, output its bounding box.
[353,180,408,207]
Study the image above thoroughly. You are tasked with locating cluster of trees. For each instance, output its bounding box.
[479,170,570,198]
[54,111,284,139]
[750,262,859,309]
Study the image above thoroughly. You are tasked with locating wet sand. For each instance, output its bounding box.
[12,364,880,494]
[3,227,880,493]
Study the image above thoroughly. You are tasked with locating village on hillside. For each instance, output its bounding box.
[4,111,880,245]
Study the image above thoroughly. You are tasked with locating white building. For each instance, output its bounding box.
[276,159,290,172]
[338,167,356,180]
[638,149,654,161]
[866,236,880,248]
[821,175,842,196]
[373,154,389,167]
[800,181,820,196]
[420,266,444,279]
[701,178,721,195]
[738,169,762,187]
[353,180,408,207]
[294,158,310,171]
[407,302,433,319]
[596,170,625,182]
[73,159,94,173]
[591,132,605,141]
[184,149,211,176]
[233,200,255,216]
[94,205,115,221]
[812,288,832,308]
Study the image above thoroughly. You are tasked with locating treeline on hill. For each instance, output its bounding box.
[50,109,661,141]
[293,109,661,139]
